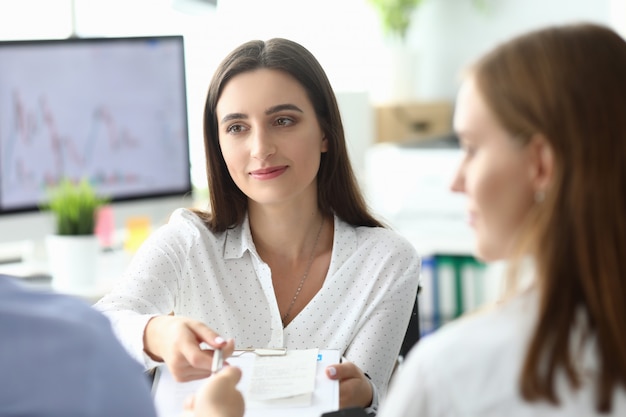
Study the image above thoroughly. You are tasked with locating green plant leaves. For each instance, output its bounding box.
[42,178,109,236]
[367,0,423,42]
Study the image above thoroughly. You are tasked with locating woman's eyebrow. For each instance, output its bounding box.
[265,103,303,115]
[220,112,247,124]
[220,104,303,125]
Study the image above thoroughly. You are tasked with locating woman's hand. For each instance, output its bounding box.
[325,362,373,409]
[181,365,245,417]
[143,315,234,382]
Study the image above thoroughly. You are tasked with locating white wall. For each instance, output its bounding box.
[410,0,612,100]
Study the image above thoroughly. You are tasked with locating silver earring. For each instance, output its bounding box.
[535,190,545,203]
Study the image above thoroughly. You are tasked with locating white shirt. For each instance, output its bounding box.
[95,208,421,397]
[379,289,626,417]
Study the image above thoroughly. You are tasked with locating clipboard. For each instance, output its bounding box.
[152,349,340,417]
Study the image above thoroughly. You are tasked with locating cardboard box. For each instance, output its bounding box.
[374,101,453,143]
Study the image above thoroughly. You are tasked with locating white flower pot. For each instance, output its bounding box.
[46,234,99,293]
[371,45,419,103]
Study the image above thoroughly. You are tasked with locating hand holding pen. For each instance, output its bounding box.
[211,347,225,373]
[200,338,233,375]
[143,314,235,382]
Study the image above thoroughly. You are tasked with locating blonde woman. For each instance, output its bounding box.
[381,22,626,417]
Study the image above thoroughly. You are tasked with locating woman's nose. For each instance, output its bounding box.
[450,163,466,194]
[250,128,276,160]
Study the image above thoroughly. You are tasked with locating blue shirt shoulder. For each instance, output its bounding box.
[0,275,156,417]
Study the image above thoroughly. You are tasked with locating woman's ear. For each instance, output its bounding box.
[527,133,554,193]
[321,136,329,153]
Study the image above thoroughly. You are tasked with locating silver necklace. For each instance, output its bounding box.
[281,217,325,327]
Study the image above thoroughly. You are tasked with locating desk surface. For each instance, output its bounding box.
[0,249,132,303]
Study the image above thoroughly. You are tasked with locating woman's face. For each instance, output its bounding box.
[451,76,536,262]
[216,69,327,208]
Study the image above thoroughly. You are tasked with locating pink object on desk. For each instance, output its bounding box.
[95,205,115,248]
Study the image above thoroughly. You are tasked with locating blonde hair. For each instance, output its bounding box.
[471,23,626,412]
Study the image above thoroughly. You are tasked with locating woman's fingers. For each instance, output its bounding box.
[325,362,373,409]
[147,315,234,382]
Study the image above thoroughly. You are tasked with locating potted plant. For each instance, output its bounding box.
[42,178,108,293]
[367,0,487,42]
[45,178,107,235]
[366,0,486,102]
[367,0,424,102]
[367,0,423,43]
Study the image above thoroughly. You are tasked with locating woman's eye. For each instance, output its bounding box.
[226,123,245,134]
[275,117,294,127]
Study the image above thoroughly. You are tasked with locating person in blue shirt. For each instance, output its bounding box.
[0,274,242,417]
[0,274,158,416]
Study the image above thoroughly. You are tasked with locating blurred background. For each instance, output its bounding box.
[1,0,621,190]
[1,0,623,334]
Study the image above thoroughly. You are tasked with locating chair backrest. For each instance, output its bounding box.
[399,285,421,358]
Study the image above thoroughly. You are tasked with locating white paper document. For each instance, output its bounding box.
[152,348,340,417]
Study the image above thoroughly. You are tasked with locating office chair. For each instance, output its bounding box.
[399,285,421,358]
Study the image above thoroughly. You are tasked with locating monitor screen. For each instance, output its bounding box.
[0,35,192,214]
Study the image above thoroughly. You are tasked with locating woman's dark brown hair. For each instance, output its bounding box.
[471,23,626,412]
[194,38,382,232]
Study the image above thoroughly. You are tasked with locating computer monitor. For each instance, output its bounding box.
[0,35,192,258]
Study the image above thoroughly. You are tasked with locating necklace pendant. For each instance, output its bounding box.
[280,217,325,327]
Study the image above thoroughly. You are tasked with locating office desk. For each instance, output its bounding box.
[0,249,132,304]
